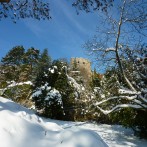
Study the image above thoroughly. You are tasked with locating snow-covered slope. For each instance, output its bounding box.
[0,97,107,147]
[0,97,147,147]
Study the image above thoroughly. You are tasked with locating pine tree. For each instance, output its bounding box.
[1,46,25,66]
[36,49,52,75]
[24,48,40,80]
[32,64,64,119]
[1,46,25,82]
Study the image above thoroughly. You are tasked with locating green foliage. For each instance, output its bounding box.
[33,79,64,120]
[32,67,64,119]
[1,46,25,66]
[0,81,7,89]
[52,59,68,72]
[110,108,136,126]
[24,48,40,65]
[91,68,101,88]
[32,74,47,111]
[1,46,25,82]
[23,48,40,81]
[0,46,53,82]
[55,71,75,120]
[0,46,53,107]
[37,49,52,74]
[43,91,64,120]
[110,109,147,138]
[133,110,147,138]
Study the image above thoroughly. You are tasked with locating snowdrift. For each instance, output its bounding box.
[0,97,108,147]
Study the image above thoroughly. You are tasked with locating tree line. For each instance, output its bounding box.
[0,46,91,121]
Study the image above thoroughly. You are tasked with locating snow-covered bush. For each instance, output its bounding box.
[0,81,33,107]
[32,60,77,120]
[32,66,64,119]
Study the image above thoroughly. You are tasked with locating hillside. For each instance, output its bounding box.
[0,96,147,147]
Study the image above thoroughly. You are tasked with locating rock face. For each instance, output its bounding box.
[70,57,92,87]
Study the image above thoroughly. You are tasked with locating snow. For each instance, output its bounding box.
[32,89,42,97]
[0,81,33,95]
[32,83,62,106]
[0,96,147,147]
[49,68,55,73]
[70,71,81,73]
[45,88,62,104]
[7,81,33,88]
[105,48,116,52]
[119,88,140,95]
[96,104,144,115]
[67,75,85,92]
[48,66,58,73]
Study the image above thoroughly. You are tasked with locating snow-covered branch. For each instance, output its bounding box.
[105,48,116,52]
[92,86,147,114]
[96,104,144,115]
[95,95,137,106]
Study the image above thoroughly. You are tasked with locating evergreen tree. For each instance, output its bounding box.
[24,47,40,66]
[37,49,51,74]
[33,59,75,120]
[1,46,25,82]
[32,64,64,119]
[24,47,40,80]
[55,69,75,120]
[52,58,68,71]
[1,46,25,66]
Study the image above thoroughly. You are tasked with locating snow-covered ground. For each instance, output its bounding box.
[0,97,147,147]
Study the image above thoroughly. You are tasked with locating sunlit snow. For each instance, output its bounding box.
[0,97,147,147]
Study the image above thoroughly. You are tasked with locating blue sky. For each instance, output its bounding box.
[0,0,99,68]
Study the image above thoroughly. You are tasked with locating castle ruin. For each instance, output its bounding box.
[70,57,92,86]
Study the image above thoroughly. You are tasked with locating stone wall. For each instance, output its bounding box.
[70,57,92,85]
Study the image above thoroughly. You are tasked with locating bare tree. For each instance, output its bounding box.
[0,0,51,22]
[0,0,113,22]
[85,0,147,114]
[72,0,114,13]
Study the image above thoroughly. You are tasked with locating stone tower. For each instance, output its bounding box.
[70,57,92,86]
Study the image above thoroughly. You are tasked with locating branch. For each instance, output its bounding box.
[114,0,137,92]
[94,94,147,109]
[95,95,137,106]
[17,0,28,11]
[96,104,144,115]
[105,48,116,52]
[139,95,147,104]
